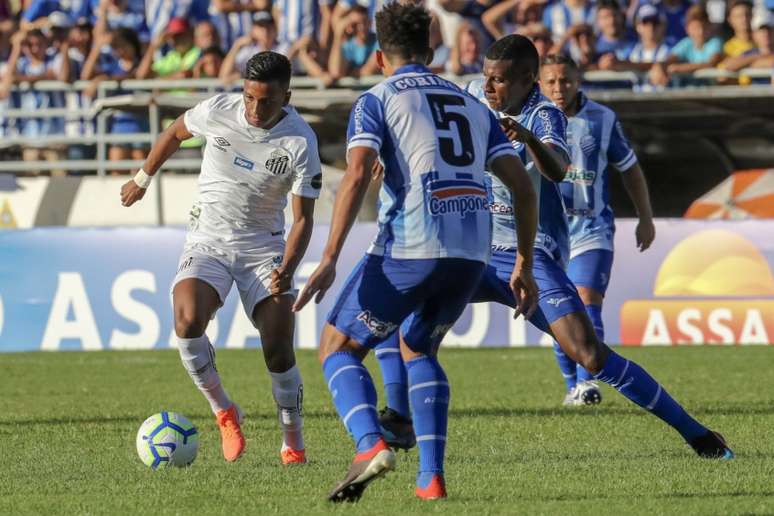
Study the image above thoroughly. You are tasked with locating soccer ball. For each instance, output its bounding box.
[136,412,199,469]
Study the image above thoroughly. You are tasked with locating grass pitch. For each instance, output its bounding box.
[1,347,772,515]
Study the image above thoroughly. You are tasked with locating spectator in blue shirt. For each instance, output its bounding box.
[650,5,723,86]
[94,0,150,43]
[60,17,96,166]
[328,4,379,79]
[594,0,635,65]
[543,0,596,42]
[21,0,95,30]
[81,28,148,171]
[448,22,484,75]
[0,29,67,173]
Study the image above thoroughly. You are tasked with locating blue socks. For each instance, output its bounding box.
[554,304,605,386]
[406,356,449,481]
[553,342,578,391]
[585,304,605,342]
[322,352,382,452]
[375,336,410,418]
[595,350,708,442]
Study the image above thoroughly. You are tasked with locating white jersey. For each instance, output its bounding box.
[183,93,322,250]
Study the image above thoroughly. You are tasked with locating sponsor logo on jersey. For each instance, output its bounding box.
[356,310,397,339]
[489,202,513,215]
[393,74,457,92]
[265,150,290,175]
[565,167,596,185]
[579,134,597,155]
[547,295,572,307]
[233,156,254,170]
[427,178,488,216]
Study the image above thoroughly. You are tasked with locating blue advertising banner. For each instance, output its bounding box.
[1,220,772,351]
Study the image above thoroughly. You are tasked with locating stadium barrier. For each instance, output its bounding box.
[1,219,771,352]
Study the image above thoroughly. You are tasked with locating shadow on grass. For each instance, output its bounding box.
[2,402,772,428]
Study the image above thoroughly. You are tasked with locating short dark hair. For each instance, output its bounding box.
[485,34,540,76]
[596,0,621,13]
[244,51,292,85]
[113,28,142,59]
[541,53,579,71]
[375,3,431,62]
[201,46,224,59]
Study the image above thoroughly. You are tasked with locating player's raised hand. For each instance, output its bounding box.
[121,179,146,207]
[292,259,336,312]
[510,262,538,320]
[500,117,533,144]
[636,218,656,252]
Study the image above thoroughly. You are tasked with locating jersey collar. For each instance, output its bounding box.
[519,84,543,117]
[574,91,589,116]
[394,63,430,76]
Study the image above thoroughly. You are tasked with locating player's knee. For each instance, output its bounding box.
[174,310,208,339]
[577,342,608,375]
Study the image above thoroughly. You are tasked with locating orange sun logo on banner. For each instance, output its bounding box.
[620,229,774,345]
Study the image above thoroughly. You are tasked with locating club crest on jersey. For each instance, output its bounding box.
[233,156,254,170]
[356,310,397,339]
[265,150,290,175]
[427,176,488,216]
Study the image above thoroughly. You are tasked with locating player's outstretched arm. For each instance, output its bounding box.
[500,118,569,182]
[292,147,376,311]
[620,162,655,252]
[490,153,539,318]
[271,195,316,295]
[120,115,193,207]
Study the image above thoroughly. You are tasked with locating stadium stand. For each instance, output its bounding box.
[0,0,772,218]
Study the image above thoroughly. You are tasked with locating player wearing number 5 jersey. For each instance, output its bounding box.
[540,54,657,401]
[120,52,321,466]
[293,3,539,502]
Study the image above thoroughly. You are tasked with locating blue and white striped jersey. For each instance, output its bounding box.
[145,0,209,39]
[560,92,638,257]
[209,1,253,51]
[275,0,331,46]
[467,81,571,268]
[347,63,517,263]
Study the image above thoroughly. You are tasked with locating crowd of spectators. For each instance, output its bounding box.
[0,0,773,171]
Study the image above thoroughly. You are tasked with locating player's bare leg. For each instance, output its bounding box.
[400,337,448,500]
[252,294,306,464]
[173,278,245,461]
[549,311,733,459]
[319,325,395,503]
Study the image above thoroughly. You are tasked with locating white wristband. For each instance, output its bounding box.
[133,169,152,189]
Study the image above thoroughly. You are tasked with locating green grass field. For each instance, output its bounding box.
[1,347,773,515]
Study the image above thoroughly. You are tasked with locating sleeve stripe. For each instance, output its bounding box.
[486,142,514,159]
[540,137,570,153]
[349,134,382,146]
[486,146,518,165]
[347,139,381,154]
[613,151,638,171]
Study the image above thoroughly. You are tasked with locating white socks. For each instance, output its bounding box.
[270,365,305,451]
[177,335,232,414]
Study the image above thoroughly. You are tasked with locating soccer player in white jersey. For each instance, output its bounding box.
[540,53,656,402]
[120,51,321,466]
[294,3,539,501]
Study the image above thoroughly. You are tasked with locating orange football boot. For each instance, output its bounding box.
[215,404,245,462]
[280,447,307,465]
[415,474,447,500]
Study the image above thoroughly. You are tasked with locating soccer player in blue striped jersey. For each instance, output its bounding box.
[293,4,539,502]
[376,35,734,464]
[540,53,657,404]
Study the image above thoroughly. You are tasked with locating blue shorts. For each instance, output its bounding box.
[567,249,614,295]
[471,248,586,333]
[327,254,486,353]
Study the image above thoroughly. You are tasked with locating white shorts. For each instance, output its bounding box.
[172,240,294,321]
